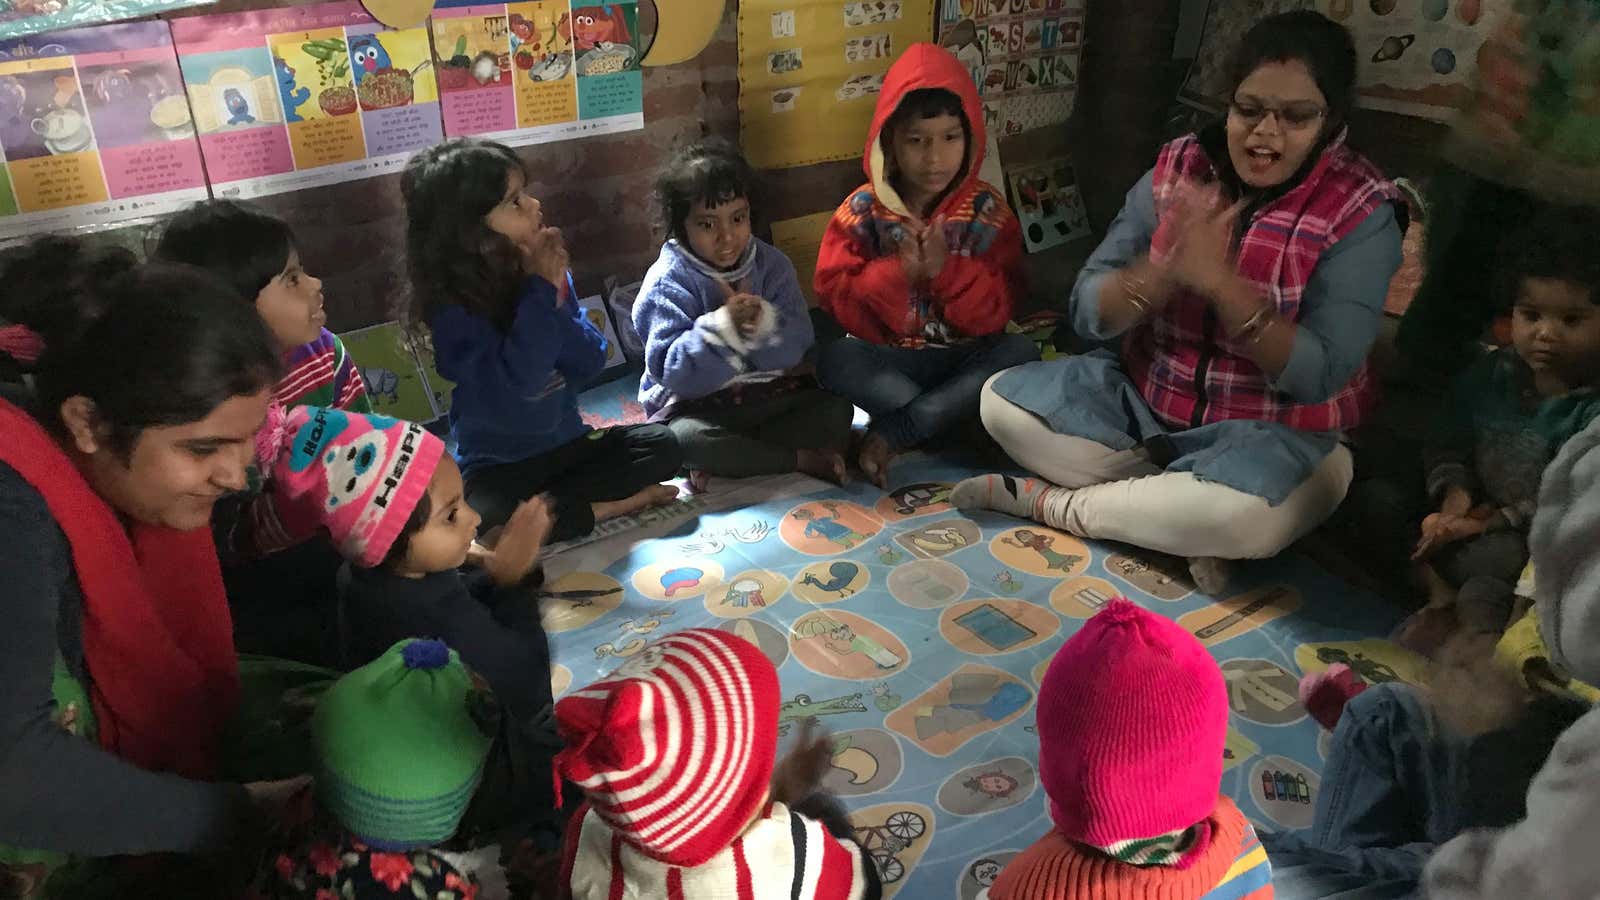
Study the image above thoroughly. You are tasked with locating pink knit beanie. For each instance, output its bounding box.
[1037,599,1227,848]
[553,628,780,868]
[271,406,444,568]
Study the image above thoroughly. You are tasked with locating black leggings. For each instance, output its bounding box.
[464,424,683,541]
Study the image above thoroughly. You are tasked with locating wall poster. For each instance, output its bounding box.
[0,21,207,240]
[171,0,444,199]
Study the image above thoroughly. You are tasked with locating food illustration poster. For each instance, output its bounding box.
[0,21,206,240]
[1315,0,1488,121]
[171,0,443,200]
[432,0,642,145]
[737,0,935,168]
[571,0,641,121]
[1006,158,1088,252]
[937,0,1083,135]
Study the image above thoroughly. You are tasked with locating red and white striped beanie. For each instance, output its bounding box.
[554,628,780,867]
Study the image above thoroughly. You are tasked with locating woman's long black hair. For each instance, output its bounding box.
[402,138,529,334]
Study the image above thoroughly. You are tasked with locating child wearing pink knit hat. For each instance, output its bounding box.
[553,628,882,899]
[270,406,571,838]
[991,599,1273,900]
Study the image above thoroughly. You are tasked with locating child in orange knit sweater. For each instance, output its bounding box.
[992,600,1272,899]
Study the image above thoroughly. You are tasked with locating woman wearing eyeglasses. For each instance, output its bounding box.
[952,10,1404,593]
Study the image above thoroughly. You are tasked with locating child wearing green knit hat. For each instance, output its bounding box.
[250,639,495,900]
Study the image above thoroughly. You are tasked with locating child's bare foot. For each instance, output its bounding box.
[797,448,847,484]
[591,483,680,523]
[857,433,893,489]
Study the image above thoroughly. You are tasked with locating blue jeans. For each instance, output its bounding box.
[816,333,1039,449]
[1263,684,1470,899]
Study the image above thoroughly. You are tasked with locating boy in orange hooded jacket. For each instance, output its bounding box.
[814,43,1037,485]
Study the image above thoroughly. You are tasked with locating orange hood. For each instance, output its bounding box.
[864,42,987,218]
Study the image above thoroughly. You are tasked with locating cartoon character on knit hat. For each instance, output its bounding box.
[255,638,494,899]
[271,406,446,568]
[553,628,880,899]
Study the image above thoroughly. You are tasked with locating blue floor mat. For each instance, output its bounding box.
[537,448,1420,897]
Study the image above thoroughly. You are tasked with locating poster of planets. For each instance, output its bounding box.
[1316,0,1492,120]
[534,457,1411,896]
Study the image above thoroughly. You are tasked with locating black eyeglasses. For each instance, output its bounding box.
[1229,99,1327,130]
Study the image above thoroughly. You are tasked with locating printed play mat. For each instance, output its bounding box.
[536,455,1423,898]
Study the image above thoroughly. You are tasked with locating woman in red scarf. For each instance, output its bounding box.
[0,240,305,896]
[953,12,1405,594]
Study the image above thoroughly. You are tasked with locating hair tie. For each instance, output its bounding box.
[0,323,44,366]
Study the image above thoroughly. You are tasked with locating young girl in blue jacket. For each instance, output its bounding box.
[403,138,681,540]
[634,140,852,489]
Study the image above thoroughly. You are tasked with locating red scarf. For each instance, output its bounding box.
[0,399,238,779]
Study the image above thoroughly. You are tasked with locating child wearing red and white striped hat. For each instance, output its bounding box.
[553,628,882,899]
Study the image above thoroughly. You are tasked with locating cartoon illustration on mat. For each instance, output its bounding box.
[630,558,726,600]
[877,544,907,565]
[992,570,1021,594]
[999,528,1082,573]
[821,728,904,795]
[791,502,872,550]
[852,808,927,884]
[1049,576,1121,618]
[1316,646,1402,684]
[942,600,1057,654]
[1105,550,1194,600]
[798,560,865,598]
[872,682,902,712]
[779,691,867,735]
[792,612,906,676]
[1220,658,1304,725]
[679,520,772,555]
[1179,585,1302,647]
[1250,756,1319,829]
[717,618,790,668]
[876,482,953,519]
[888,667,1034,755]
[722,577,769,608]
[888,558,969,609]
[896,519,981,559]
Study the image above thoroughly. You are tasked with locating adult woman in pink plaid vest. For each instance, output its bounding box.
[954,11,1405,593]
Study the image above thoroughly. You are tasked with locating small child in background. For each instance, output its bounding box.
[814,43,1037,486]
[252,638,490,899]
[403,137,681,540]
[1406,207,1600,649]
[634,138,853,489]
[155,199,372,413]
[991,600,1271,899]
[554,629,881,899]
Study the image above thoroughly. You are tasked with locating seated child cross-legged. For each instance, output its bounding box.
[253,638,491,899]
[270,406,568,829]
[553,628,883,899]
[403,137,682,541]
[634,138,854,489]
[814,43,1038,486]
[1404,208,1600,650]
[992,600,1272,899]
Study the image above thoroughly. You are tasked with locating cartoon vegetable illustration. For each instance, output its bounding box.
[301,37,351,83]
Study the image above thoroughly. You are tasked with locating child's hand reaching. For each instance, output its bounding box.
[486,496,554,587]
[770,719,833,807]
[522,226,569,294]
[1413,509,1490,560]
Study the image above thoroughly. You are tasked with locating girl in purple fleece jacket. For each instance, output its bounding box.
[634,140,854,488]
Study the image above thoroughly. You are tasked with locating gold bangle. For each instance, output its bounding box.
[1118,270,1154,318]
[1230,306,1275,342]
